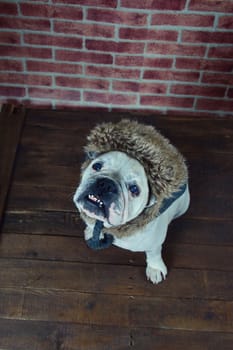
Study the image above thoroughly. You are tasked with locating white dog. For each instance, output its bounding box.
[73,120,190,284]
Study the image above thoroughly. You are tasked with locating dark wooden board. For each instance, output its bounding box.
[0,288,232,332]
[2,212,233,246]
[0,319,232,350]
[14,120,233,158]
[0,319,131,350]
[5,182,233,219]
[0,259,232,300]
[0,233,233,272]
[1,108,233,349]
[0,105,26,227]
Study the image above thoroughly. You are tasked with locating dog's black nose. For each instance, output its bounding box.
[95,178,118,196]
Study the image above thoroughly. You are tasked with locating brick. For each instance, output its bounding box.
[208,46,233,59]
[182,31,233,44]
[202,73,233,85]
[196,98,233,112]
[147,43,206,57]
[115,56,144,67]
[56,76,109,90]
[0,59,23,72]
[28,87,81,101]
[151,14,214,27]
[113,81,167,94]
[176,58,233,72]
[171,84,226,97]
[189,0,233,12]
[119,28,178,41]
[56,50,113,65]
[0,32,21,45]
[218,16,233,29]
[143,70,199,82]
[86,65,140,79]
[228,88,233,98]
[24,34,82,49]
[0,18,50,32]
[52,0,117,8]
[54,21,114,38]
[0,73,52,86]
[20,3,83,20]
[26,61,82,75]
[121,0,186,10]
[86,40,144,54]
[0,45,52,59]
[84,91,137,105]
[87,8,147,26]
[115,56,173,68]
[141,95,194,108]
[0,86,25,97]
[0,2,18,15]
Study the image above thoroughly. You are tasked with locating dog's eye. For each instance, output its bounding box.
[92,162,103,171]
[129,184,140,197]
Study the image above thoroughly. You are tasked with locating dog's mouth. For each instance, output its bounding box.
[87,193,105,209]
[74,176,127,227]
[81,192,107,221]
[82,196,121,227]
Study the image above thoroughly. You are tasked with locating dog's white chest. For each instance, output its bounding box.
[113,186,190,253]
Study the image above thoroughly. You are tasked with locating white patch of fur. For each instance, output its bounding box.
[113,186,190,284]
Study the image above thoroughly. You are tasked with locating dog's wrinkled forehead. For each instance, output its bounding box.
[86,151,147,183]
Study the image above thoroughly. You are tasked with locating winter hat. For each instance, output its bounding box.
[80,119,188,238]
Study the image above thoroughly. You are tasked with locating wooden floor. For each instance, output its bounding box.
[0,108,233,350]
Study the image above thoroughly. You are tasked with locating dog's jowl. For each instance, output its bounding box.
[73,119,190,284]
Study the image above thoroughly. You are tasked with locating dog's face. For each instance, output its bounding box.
[73,151,149,227]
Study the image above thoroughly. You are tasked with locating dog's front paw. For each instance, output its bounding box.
[146,263,167,284]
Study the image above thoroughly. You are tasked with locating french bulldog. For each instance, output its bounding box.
[73,148,190,284]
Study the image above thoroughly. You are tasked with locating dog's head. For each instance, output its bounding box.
[73,151,149,227]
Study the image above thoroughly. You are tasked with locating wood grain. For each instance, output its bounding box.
[0,105,25,227]
[0,108,233,349]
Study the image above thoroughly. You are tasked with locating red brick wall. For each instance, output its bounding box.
[0,0,233,117]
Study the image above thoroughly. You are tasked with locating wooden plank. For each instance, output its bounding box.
[26,109,233,137]
[7,150,233,204]
[2,212,233,247]
[0,288,232,332]
[1,108,233,348]
[0,319,232,350]
[0,105,25,227]
[0,233,144,266]
[18,120,233,156]
[5,183,75,212]
[1,211,84,236]
[24,109,233,155]
[130,328,233,350]
[0,319,131,350]
[14,149,233,175]
[10,156,233,198]
[168,217,233,246]
[0,233,233,272]
[5,182,233,219]
[0,259,232,300]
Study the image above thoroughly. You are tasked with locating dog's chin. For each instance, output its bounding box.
[78,203,124,228]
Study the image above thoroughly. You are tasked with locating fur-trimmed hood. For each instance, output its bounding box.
[81,119,188,238]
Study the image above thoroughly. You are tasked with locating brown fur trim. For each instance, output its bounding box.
[81,119,188,238]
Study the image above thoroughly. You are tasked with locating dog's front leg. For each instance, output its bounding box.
[84,225,93,240]
[145,246,167,284]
